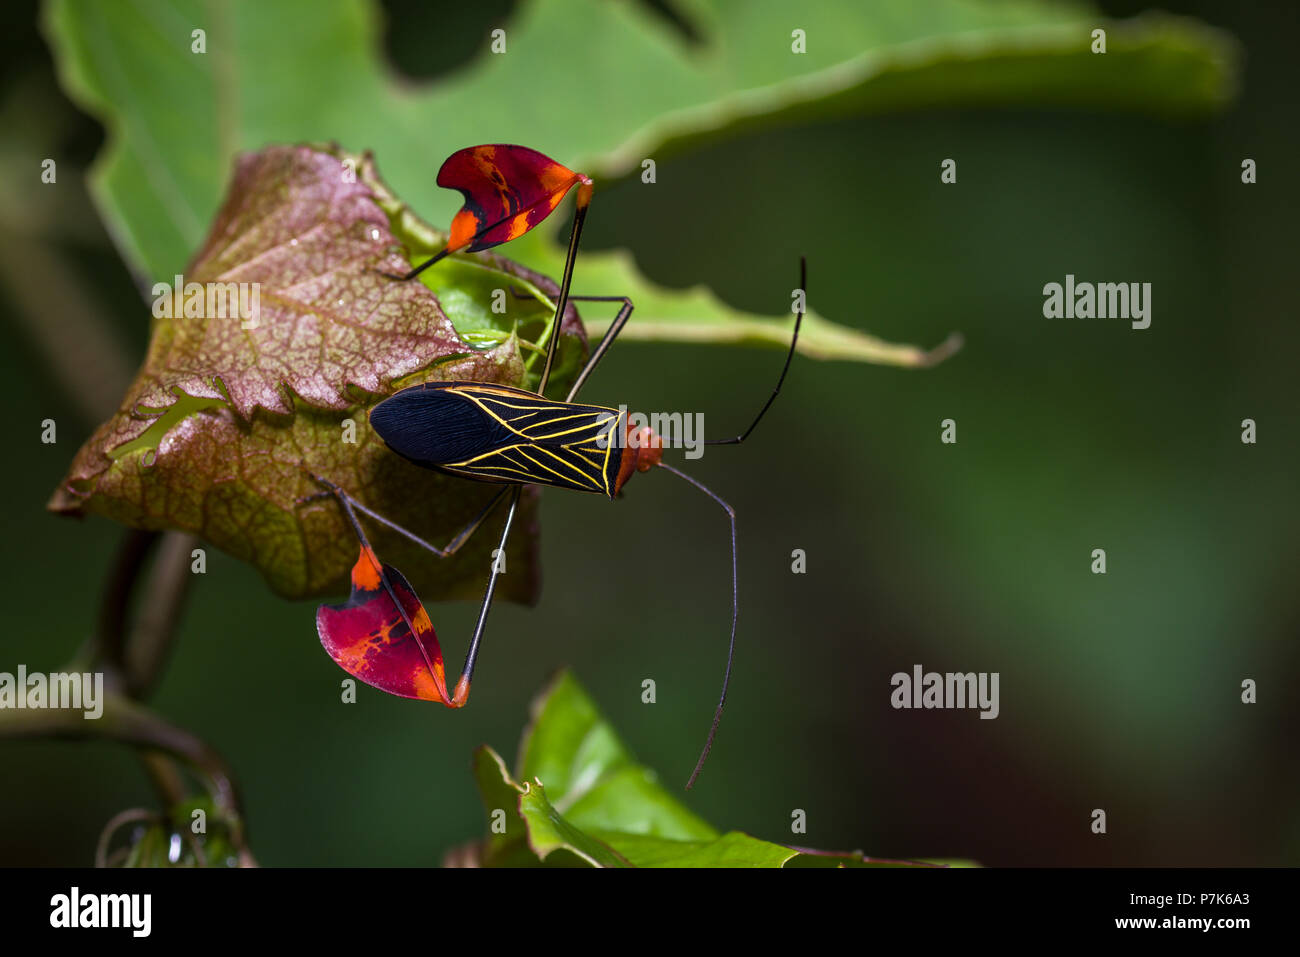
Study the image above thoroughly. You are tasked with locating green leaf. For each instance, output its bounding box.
[470,746,528,864]
[43,0,1233,364]
[587,830,798,868]
[505,232,963,366]
[517,777,633,868]
[47,145,575,602]
[470,746,628,868]
[518,671,717,841]
[467,670,970,867]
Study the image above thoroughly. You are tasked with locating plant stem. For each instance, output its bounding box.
[123,531,197,698]
[0,693,251,860]
[95,528,159,675]
[2,523,256,863]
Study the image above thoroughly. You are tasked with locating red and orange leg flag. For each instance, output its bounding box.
[392,144,592,282]
[439,144,592,254]
[385,143,594,396]
[316,543,455,705]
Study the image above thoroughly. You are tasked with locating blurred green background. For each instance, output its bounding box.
[1,0,1296,866]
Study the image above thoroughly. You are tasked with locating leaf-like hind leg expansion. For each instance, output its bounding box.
[306,474,517,705]
[310,477,445,698]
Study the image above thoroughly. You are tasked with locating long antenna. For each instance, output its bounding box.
[704,256,805,446]
[656,462,737,790]
[656,257,808,787]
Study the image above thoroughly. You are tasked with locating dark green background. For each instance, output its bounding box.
[2,0,1295,866]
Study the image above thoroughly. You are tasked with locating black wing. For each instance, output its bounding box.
[369,382,624,497]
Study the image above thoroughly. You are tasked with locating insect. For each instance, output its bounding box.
[308,144,804,788]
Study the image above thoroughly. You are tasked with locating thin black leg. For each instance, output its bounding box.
[333,483,509,559]
[508,290,636,402]
[377,247,452,282]
[565,296,635,402]
[536,201,589,397]
[450,485,523,706]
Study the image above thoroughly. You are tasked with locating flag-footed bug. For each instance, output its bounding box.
[306,145,803,787]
